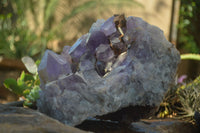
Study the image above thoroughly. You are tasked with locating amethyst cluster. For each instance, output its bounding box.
[37,15,180,126]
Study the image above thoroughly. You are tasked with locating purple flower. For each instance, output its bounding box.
[178,75,187,84]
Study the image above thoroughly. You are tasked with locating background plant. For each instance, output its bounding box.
[4,56,41,107]
[181,53,200,61]
[158,53,200,119]
[0,2,43,59]
[0,14,47,59]
[0,0,61,59]
[174,75,200,122]
[158,75,200,120]
[177,0,200,53]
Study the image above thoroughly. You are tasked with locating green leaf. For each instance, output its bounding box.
[45,0,58,23]
[35,59,41,67]
[24,73,35,82]
[21,56,37,74]
[4,78,21,95]
[23,89,31,97]
[17,77,25,87]
[17,75,29,94]
[23,85,40,107]
[19,71,25,81]
[34,78,40,86]
[23,100,33,107]
[27,86,40,101]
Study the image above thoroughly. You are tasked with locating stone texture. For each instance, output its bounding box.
[131,119,200,133]
[77,118,200,133]
[0,104,90,133]
[194,111,200,127]
[37,15,180,126]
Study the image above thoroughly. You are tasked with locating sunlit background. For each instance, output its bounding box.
[0,0,178,55]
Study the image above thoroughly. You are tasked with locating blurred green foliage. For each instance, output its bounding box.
[4,71,40,107]
[0,13,46,59]
[178,0,200,53]
[0,0,59,59]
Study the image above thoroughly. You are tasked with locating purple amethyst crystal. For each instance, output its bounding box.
[38,50,72,85]
[37,15,180,126]
[89,19,105,33]
[62,45,71,54]
[95,60,107,76]
[95,44,115,76]
[86,31,109,53]
[95,44,115,62]
[100,16,116,36]
[110,36,127,55]
[69,34,89,63]
[61,45,72,63]
[79,52,96,71]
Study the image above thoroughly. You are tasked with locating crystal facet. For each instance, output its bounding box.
[38,50,72,86]
[86,31,109,53]
[100,16,116,36]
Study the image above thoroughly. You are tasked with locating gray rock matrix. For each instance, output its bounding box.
[37,15,180,126]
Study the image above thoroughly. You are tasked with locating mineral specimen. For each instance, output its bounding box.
[37,15,180,126]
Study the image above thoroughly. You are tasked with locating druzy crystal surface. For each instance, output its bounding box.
[37,15,180,126]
